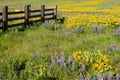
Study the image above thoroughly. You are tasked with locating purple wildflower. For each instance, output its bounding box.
[68,56,72,63]
[57,59,63,65]
[115,32,119,36]
[82,64,85,71]
[61,52,65,61]
[106,45,112,51]
[116,74,120,80]
[80,73,84,80]
[116,28,120,33]
[57,58,66,68]
[71,29,76,33]
[63,62,67,68]
[99,26,104,32]
[92,77,96,80]
[97,74,102,79]
[35,51,39,57]
[56,52,65,66]
[77,27,84,32]
[111,44,117,49]
[92,25,98,31]
[114,28,120,36]
[97,74,103,80]
[102,74,106,80]
[108,73,112,80]
[85,77,88,80]
[86,74,90,80]
[105,44,120,51]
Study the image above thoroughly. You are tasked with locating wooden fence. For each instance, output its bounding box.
[0,4,57,31]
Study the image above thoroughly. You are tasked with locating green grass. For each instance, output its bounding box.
[0,0,86,6]
[0,23,120,79]
[0,0,120,79]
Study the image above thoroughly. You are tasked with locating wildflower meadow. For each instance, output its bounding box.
[0,0,120,80]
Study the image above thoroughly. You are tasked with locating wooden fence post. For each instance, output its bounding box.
[54,5,57,19]
[2,6,8,31]
[41,5,45,23]
[24,4,31,26]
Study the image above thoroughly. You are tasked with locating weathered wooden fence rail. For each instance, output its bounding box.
[0,4,57,31]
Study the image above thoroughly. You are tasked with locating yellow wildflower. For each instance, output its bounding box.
[97,60,102,63]
[72,52,78,59]
[100,62,104,66]
[99,69,104,73]
[39,73,43,77]
[90,58,93,63]
[109,66,112,69]
[79,61,82,65]
[93,64,98,68]
[97,66,101,70]
[77,55,82,60]
[85,58,89,63]
[104,58,109,62]
[104,67,108,71]
[43,67,46,70]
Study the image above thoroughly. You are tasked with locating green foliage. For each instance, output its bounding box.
[0,22,120,79]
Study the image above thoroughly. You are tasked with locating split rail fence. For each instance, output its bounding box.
[0,4,57,31]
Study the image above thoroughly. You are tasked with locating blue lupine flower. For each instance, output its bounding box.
[111,44,116,49]
[82,64,85,71]
[86,74,90,80]
[97,74,104,80]
[92,25,98,31]
[99,26,104,32]
[63,62,67,68]
[57,59,63,65]
[92,77,96,80]
[35,51,39,57]
[116,74,120,80]
[68,56,72,63]
[80,73,84,80]
[108,73,112,80]
[102,74,106,80]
